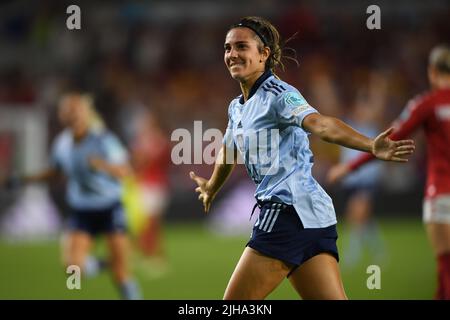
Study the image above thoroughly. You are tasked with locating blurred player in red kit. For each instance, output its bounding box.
[328,45,450,299]
[130,112,171,264]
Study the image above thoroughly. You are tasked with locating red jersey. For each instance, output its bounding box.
[349,88,450,199]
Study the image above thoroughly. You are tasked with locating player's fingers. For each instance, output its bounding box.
[395,144,415,151]
[198,194,203,201]
[390,157,409,162]
[190,171,203,185]
[395,139,415,147]
[189,171,197,181]
[394,150,414,156]
[379,127,394,139]
[195,187,201,193]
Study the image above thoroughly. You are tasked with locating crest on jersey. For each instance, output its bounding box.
[284,92,310,115]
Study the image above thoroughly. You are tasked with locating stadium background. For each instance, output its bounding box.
[0,0,448,299]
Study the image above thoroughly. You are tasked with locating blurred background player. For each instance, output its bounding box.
[328,45,450,299]
[9,92,141,300]
[127,110,171,275]
[331,79,387,268]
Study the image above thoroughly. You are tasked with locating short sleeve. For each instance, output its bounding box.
[102,133,128,164]
[275,90,318,129]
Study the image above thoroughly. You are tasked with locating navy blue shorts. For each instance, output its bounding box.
[67,202,128,236]
[247,201,339,277]
[341,185,377,201]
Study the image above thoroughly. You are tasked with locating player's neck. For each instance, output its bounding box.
[433,75,450,89]
[438,78,450,89]
[240,70,265,102]
[72,126,89,142]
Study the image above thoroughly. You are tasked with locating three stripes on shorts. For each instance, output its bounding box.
[255,203,284,233]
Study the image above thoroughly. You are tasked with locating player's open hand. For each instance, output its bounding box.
[190,171,214,213]
[326,163,351,185]
[372,127,415,162]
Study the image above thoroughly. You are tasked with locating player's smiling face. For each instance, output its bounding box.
[224,27,267,82]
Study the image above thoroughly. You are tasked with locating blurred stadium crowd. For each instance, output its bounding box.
[0,0,449,236]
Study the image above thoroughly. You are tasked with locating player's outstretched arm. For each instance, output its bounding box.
[0,168,59,191]
[190,145,236,213]
[88,157,132,179]
[303,113,415,161]
[23,168,60,184]
[327,162,352,185]
[325,127,416,185]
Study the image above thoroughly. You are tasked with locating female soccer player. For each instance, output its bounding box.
[19,92,140,299]
[328,45,450,299]
[190,16,415,300]
[334,107,386,268]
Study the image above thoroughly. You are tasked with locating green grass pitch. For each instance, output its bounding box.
[0,218,435,299]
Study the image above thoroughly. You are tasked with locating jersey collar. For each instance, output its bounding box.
[239,70,273,104]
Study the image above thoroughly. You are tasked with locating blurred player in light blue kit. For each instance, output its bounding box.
[336,106,386,268]
[190,16,415,299]
[19,92,141,300]
[328,45,450,299]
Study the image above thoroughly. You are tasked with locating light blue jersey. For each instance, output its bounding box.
[223,71,336,228]
[50,128,128,211]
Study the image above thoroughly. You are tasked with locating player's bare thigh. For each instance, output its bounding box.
[423,195,450,255]
[425,223,450,256]
[223,247,291,300]
[288,252,347,300]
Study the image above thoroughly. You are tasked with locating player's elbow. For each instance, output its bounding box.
[305,114,336,142]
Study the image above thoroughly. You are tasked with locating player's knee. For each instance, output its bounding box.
[63,253,85,271]
[111,267,128,283]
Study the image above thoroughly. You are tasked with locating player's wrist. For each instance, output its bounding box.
[369,139,376,155]
[205,181,218,198]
